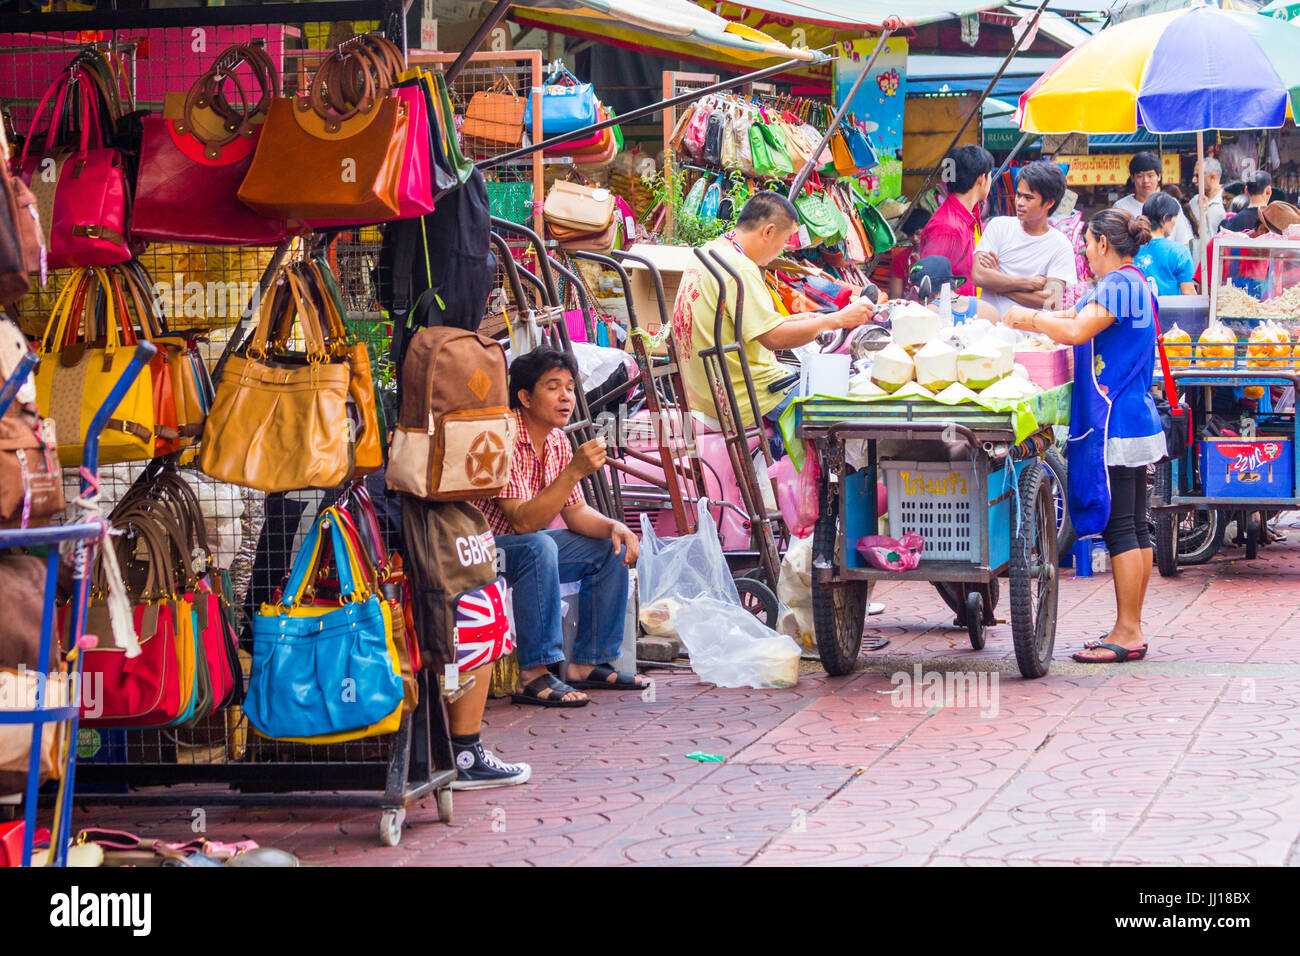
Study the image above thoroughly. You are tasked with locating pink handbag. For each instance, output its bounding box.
[682,97,714,158]
[546,105,610,154]
[306,80,433,227]
[17,71,130,268]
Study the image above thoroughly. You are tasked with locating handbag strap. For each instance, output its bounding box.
[281,507,365,607]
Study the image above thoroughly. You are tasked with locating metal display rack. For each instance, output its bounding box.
[0,1,459,849]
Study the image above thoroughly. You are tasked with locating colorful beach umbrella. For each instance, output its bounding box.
[1017,4,1300,134]
[1260,0,1300,22]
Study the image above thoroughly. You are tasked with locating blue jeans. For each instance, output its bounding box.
[495,530,629,671]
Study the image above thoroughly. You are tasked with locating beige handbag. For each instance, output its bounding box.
[544,180,615,233]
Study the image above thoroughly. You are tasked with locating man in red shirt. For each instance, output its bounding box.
[474,348,646,708]
[916,144,994,296]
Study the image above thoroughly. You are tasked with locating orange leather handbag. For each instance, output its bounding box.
[237,35,408,224]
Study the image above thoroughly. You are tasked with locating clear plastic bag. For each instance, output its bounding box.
[637,499,739,637]
[674,597,801,689]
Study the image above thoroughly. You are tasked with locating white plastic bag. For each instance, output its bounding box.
[674,598,801,689]
[637,499,739,637]
[776,533,815,652]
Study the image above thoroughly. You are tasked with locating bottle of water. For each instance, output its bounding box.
[938,281,954,329]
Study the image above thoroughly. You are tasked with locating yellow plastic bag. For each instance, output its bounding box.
[1197,321,1236,369]
[1162,322,1192,368]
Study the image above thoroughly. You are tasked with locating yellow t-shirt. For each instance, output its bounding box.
[670,236,788,425]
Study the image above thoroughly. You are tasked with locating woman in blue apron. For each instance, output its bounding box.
[1003,210,1164,663]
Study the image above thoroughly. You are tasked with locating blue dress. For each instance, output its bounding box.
[1066,266,1166,536]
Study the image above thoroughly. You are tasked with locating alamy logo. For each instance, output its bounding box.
[50,887,152,936]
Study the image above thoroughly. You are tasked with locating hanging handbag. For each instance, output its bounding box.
[16,68,131,268]
[794,178,847,247]
[238,34,409,224]
[0,122,43,303]
[522,66,598,136]
[133,44,289,246]
[752,117,794,179]
[682,96,714,158]
[200,264,354,493]
[0,405,63,530]
[544,179,615,233]
[246,506,403,741]
[702,111,726,166]
[429,68,474,186]
[843,117,879,170]
[36,268,155,466]
[462,72,527,147]
[699,176,721,220]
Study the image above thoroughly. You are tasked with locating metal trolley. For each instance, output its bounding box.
[1152,362,1300,573]
[797,400,1061,679]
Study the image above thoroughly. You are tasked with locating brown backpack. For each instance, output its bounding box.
[386,326,513,501]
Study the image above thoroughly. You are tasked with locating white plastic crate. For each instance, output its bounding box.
[881,460,982,562]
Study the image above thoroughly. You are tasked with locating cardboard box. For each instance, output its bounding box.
[619,244,699,355]
[1014,347,1073,389]
[1201,438,1293,498]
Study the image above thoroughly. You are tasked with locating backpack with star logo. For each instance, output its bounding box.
[386,326,513,501]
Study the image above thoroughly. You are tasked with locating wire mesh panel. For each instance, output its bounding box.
[0,19,450,811]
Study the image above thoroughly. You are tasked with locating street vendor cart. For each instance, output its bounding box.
[795,388,1070,678]
[1153,235,1300,572]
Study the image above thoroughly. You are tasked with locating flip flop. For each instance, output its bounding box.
[565,663,646,691]
[511,673,589,707]
[1072,642,1148,664]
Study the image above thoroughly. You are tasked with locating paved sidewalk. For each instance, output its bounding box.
[75,524,1300,865]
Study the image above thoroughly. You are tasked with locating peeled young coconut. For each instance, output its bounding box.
[890,381,935,401]
[889,302,941,353]
[1012,362,1030,381]
[979,377,1038,402]
[914,339,959,391]
[957,339,1006,390]
[934,382,979,404]
[870,342,915,393]
[849,372,887,397]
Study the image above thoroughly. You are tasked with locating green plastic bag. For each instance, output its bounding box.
[683,174,708,217]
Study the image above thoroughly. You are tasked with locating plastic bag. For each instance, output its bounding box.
[768,453,820,538]
[637,499,740,638]
[777,533,815,652]
[856,532,924,571]
[674,598,801,689]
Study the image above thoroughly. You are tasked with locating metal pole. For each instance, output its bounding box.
[871,0,1050,271]
[478,54,826,171]
[788,21,898,198]
[444,0,514,84]
[1196,130,1210,282]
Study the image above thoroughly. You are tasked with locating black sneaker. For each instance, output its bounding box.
[451,743,532,790]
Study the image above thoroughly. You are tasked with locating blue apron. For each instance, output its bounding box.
[1065,267,1159,537]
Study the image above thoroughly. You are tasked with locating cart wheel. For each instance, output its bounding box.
[1042,446,1076,557]
[934,578,999,625]
[736,576,779,627]
[1153,461,1180,577]
[437,789,453,824]
[1246,518,1261,560]
[379,807,406,847]
[1178,509,1225,565]
[1010,462,1058,679]
[965,591,986,650]
[811,505,866,676]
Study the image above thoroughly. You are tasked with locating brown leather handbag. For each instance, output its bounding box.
[199,265,354,493]
[0,121,43,304]
[0,406,64,530]
[462,73,527,147]
[237,35,409,223]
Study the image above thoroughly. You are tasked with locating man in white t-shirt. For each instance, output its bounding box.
[971,160,1078,317]
[1189,156,1226,269]
[1113,151,1193,248]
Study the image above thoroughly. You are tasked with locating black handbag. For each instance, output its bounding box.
[703,112,725,167]
[1152,302,1190,463]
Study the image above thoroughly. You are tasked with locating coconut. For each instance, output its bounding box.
[934,382,979,404]
[979,377,1039,402]
[890,381,935,401]
[1012,362,1030,381]
[849,372,887,397]
[870,342,914,393]
[957,338,1011,390]
[914,340,958,391]
[889,302,941,353]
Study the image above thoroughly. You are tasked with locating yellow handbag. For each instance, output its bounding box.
[37,268,155,466]
[261,508,403,744]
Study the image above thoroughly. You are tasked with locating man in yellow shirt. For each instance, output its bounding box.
[671,192,876,430]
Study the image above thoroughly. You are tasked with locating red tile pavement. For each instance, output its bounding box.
[65,535,1300,865]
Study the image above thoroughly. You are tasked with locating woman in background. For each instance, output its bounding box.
[1135,192,1196,295]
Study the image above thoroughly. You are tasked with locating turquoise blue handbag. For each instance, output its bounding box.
[246,508,403,740]
[523,66,598,135]
[843,120,879,170]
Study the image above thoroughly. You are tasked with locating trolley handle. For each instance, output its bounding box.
[0,350,38,420]
[825,418,983,452]
[490,216,559,305]
[81,342,157,481]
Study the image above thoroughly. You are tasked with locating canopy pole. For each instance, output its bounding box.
[991,131,1035,188]
[1196,130,1210,284]
[869,0,1050,273]
[444,0,514,84]
[478,53,826,171]
[787,21,899,198]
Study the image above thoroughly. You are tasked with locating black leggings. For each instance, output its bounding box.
[1102,465,1152,557]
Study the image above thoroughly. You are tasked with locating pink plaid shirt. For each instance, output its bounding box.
[475,408,584,537]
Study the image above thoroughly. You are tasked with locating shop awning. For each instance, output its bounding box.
[907,54,1063,97]
[513,0,826,64]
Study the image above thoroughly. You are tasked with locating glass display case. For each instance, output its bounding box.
[1209,235,1300,324]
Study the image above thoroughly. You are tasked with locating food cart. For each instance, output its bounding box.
[796,387,1069,679]
[1153,235,1300,572]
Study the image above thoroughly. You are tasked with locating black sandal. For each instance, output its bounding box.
[566,664,646,691]
[511,673,589,707]
[1072,642,1148,663]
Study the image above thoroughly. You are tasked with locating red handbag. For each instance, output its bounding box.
[16,69,130,268]
[132,44,290,246]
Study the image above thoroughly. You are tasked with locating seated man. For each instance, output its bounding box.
[671,191,876,431]
[473,348,646,707]
[910,255,1000,323]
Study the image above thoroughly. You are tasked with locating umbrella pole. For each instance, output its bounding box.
[1196,130,1210,287]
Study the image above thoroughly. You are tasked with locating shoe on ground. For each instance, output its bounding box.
[451,742,532,791]
[868,602,885,616]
